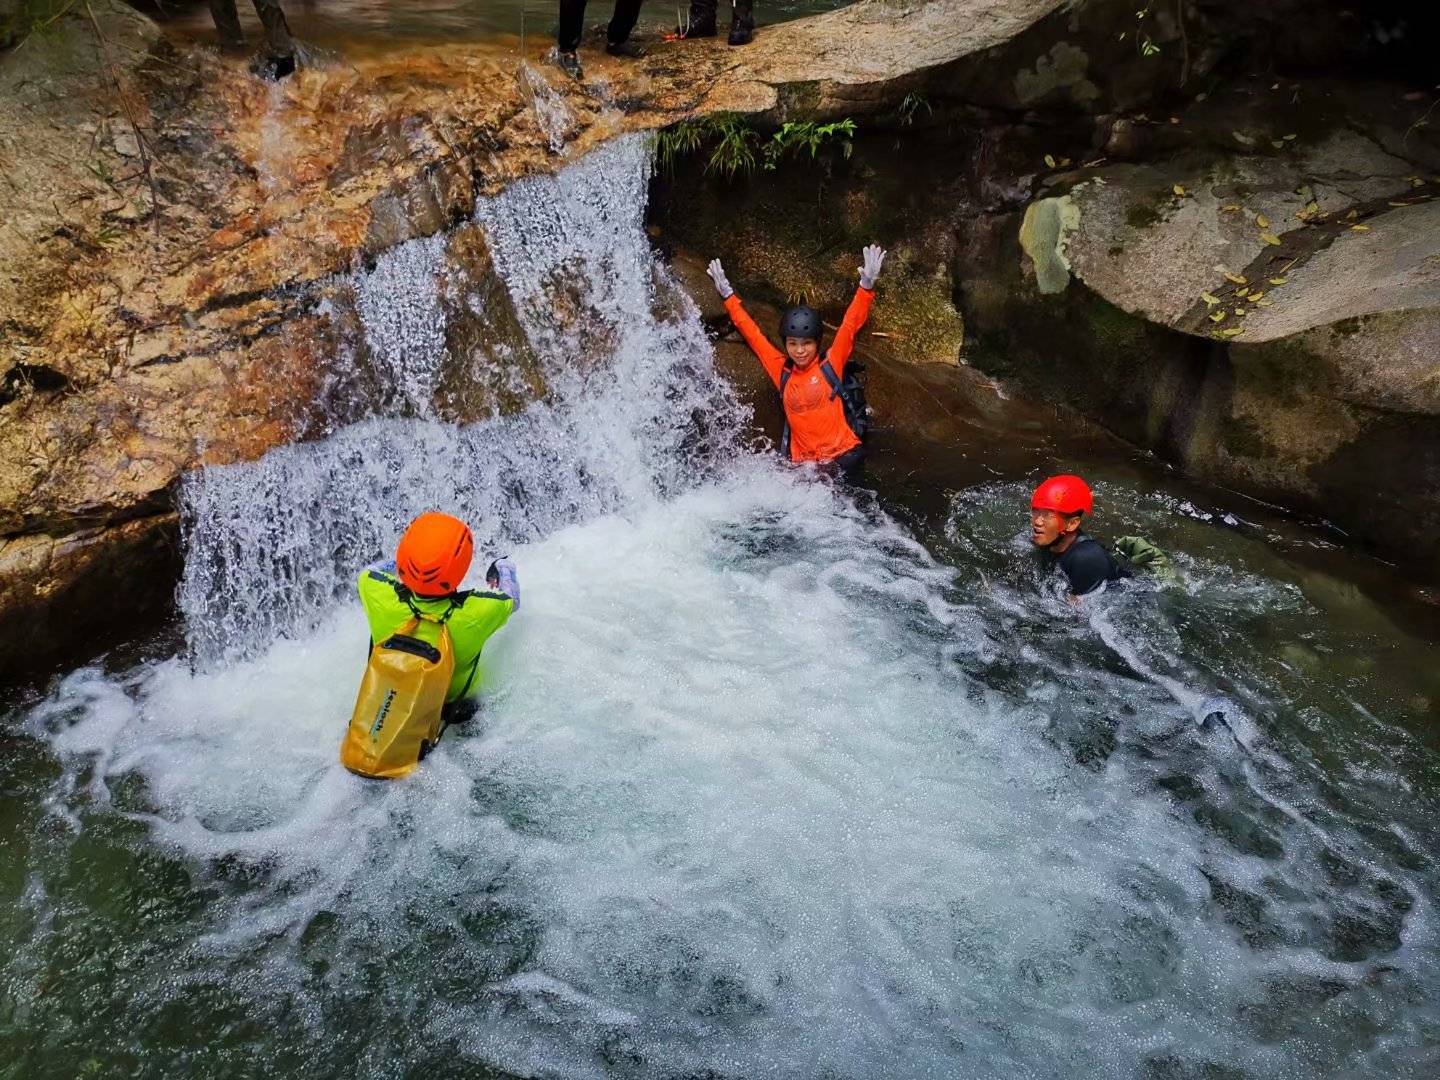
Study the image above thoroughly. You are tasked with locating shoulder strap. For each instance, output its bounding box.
[389,575,463,624]
[817,359,842,399]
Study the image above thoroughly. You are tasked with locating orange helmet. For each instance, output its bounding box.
[396,512,473,597]
[1032,474,1093,516]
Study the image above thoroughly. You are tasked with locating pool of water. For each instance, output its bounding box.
[2,133,1438,1079]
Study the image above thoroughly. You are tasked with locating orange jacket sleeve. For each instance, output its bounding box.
[724,293,787,389]
[823,286,875,376]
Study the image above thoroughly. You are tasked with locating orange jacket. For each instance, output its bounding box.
[723,286,873,463]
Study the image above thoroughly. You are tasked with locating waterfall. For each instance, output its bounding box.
[178,134,747,665]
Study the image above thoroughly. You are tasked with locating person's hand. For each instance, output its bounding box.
[858,244,886,290]
[706,258,734,300]
[487,557,520,611]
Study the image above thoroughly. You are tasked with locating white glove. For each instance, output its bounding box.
[858,244,886,290]
[487,557,520,611]
[706,258,734,300]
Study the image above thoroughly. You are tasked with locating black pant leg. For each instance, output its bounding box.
[833,445,866,483]
[251,0,295,57]
[731,0,754,33]
[607,0,644,44]
[209,0,245,45]
[688,0,718,27]
[558,0,587,50]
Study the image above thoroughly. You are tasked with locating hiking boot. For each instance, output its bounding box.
[250,51,296,80]
[605,39,647,59]
[676,18,717,39]
[554,49,583,79]
[727,24,754,46]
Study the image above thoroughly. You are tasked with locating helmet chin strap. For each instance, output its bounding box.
[1040,519,1082,551]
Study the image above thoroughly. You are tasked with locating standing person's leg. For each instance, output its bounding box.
[728,0,754,45]
[606,0,644,48]
[832,445,866,484]
[209,0,245,47]
[251,2,295,58]
[555,0,587,76]
[249,1,296,77]
[558,0,588,52]
[683,0,718,37]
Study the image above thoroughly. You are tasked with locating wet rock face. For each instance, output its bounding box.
[964,109,1440,569]
[0,514,181,687]
[650,128,972,370]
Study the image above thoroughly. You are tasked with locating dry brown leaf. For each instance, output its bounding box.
[1209,311,1227,323]
[1223,272,1248,285]
[1248,290,1265,302]
[1220,326,1246,337]
[1200,291,1221,306]
[1255,214,1270,228]
[1268,277,1287,285]
[1173,184,1187,197]
[1235,287,1251,298]
[1221,204,1242,212]
[1254,298,1274,307]
[1260,232,1282,245]
[1044,154,1057,168]
[1350,224,1370,231]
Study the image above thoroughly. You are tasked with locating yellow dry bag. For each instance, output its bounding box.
[340,615,456,780]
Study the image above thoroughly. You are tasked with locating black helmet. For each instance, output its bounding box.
[779,305,823,342]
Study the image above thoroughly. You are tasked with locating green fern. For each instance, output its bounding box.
[654,114,857,179]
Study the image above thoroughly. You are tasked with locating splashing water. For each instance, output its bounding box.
[351,232,450,416]
[6,135,1440,1079]
[179,135,743,664]
[518,61,574,156]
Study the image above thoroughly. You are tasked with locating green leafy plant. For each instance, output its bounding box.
[898,92,932,127]
[762,119,856,170]
[655,113,760,178]
[706,114,762,178]
[655,117,707,175]
[1124,3,1161,58]
[655,114,858,179]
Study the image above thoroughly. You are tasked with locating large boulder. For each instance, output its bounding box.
[971,123,1440,567]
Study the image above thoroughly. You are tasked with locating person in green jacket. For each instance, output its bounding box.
[357,511,519,723]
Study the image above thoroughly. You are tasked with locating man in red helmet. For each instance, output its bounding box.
[1030,474,1133,598]
[357,511,519,720]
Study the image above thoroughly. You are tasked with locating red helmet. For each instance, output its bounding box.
[396,511,473,597]
[1032,474,1093,516]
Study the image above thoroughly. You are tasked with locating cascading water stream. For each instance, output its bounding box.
[4,134,1439,1079]
[177,135,744,665]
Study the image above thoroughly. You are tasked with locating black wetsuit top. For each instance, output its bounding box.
[1041,533,1130,596]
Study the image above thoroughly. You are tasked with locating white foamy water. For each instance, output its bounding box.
[9,135,1440,1079]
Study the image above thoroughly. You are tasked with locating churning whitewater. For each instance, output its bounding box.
[11,136,1440,1079]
